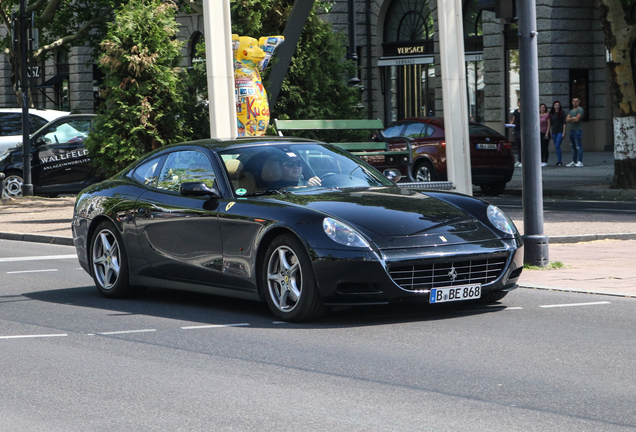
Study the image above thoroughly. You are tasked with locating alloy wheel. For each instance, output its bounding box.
[266,245,302,312]
[92,228,121,290]
[2,174,23,198]
[416,165,432,182]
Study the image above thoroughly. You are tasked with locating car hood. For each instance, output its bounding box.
[283,187,499,249]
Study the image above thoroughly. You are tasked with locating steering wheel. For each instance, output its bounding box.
[320,173,338,181]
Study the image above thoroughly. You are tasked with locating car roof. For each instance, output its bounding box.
[160,136,319,152]
[395,117,485,128]
[0,108,70,121]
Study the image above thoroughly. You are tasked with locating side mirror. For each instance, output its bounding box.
[34,136,47,146]
[179,182,220,197]
[383,169,402,183]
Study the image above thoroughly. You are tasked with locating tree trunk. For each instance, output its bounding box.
[597,0,636,189]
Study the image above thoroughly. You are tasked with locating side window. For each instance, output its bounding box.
[157,151,216,192]
[41,119,91,145]
[132,157,162,187]
[382,123,404,138]
[0,113,23,136]
[29,114,49,132]
[403,122,426,138]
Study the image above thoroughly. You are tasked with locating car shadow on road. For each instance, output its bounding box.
[23,285,509,328]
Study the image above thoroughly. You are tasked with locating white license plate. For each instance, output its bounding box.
[476,143,497,150]
[430,284,481,303]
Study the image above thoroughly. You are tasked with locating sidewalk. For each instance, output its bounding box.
[1,152,636,299]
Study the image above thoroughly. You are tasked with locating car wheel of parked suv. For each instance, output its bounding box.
[1,171,23,199]
[480,181,507,197]
[414,160,436,182]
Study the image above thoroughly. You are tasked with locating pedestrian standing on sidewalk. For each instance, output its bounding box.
[511,99,522,167]
[540,103,551,166]
[566,97,585,167]
[549,100,567,166]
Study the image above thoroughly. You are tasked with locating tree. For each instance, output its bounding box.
[0,0,123,104]
[85,0,187,176]
[177,0,365,139]
[597,0,636,189]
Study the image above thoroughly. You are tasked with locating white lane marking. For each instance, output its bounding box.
[0,254,76,263]
[7,269,58,274]
[273,321,287,324]
[540,301,611,308]
[181,323,249,330]
[0,333,68,340]
[505,307,523,310]
[97,329,156,335]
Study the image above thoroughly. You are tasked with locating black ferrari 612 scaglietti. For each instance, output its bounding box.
[72,137,524,322]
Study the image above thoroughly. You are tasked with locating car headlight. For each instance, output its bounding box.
[323,217,370,248]
[0,151,9,162]
[487,204,515,235]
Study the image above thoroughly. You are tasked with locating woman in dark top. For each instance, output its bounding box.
[549,100,567,166]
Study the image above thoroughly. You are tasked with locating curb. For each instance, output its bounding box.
[550,233,636,244]
[520,285,636,299]
[0,232,74,246]
[504,188,636,201]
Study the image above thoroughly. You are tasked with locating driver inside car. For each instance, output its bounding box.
[262,154,322,189]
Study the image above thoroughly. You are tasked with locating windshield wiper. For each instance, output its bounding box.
[244,189,285,197]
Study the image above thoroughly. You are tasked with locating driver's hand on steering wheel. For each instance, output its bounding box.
[307,176,322,187]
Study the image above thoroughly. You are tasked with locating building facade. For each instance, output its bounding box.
[0,0,613,150]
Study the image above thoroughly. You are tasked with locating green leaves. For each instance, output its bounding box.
[86,0,187,176]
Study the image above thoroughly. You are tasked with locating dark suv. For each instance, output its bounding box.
[0,114,100,198]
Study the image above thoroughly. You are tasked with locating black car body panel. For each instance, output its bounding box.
[73,138,523,315]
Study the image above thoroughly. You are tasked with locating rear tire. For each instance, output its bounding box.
[480,181,506,196]
[413,160,436,182]
[261,234,326,322]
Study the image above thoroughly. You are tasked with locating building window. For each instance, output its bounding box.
[384,0,434,42]
[190,31,204,66]
[569,69,589,121]
[56,50,70,111]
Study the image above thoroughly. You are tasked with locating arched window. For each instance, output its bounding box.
[463,0,483,38]
[190,31,204,66]
[384,0,434,43]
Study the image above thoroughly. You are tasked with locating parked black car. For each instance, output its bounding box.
[0,114,99,198]
[72,137,524,322]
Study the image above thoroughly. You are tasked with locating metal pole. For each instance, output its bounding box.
[20,0,33,196]
[517,0,548,266]
[347,0,360,86]
[437,0,472,195]
[202,0,237,139]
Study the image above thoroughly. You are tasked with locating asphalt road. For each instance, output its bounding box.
[2,239,636,431]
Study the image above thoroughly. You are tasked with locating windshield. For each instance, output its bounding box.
[217,143,394,197]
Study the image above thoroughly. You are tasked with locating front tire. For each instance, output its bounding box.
[413,160,436,182]
[90,220,140,298]
[2,171,23,199]
[261,234,326,322]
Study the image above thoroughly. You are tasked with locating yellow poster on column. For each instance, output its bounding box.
[233,35,284,136]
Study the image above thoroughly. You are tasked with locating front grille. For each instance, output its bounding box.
[389,256,509,291]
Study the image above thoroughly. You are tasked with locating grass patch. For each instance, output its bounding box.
[524,261,565,271]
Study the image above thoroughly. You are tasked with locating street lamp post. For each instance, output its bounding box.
[347,0,360,86]
[19,0,33,196]
[517,0,548,266]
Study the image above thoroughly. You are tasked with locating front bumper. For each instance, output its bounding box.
[312,240,523,305]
